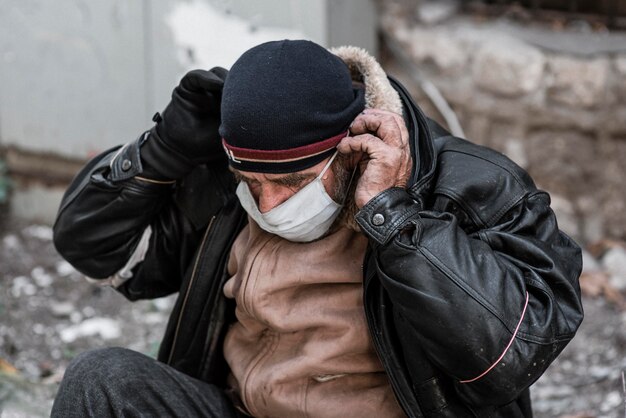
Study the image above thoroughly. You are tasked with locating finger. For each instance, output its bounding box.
[348,111,412,185]
[349,111,405,148]
[353,108,404,125]
[365,109,409,148]
[379,111,409,160]
[350,111,399,138]
[355,109,409,143]
[353,112,411,176]
[337,134,389,156]
[382,111,410,148]
[337,134,404,171]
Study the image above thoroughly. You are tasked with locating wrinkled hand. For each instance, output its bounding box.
[338,109,411,208]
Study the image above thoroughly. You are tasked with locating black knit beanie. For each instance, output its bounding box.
[219,39,365,173]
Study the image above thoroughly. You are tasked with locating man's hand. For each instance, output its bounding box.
[142,67,228,180]
[338,109,412,208]
[159,68,227,163]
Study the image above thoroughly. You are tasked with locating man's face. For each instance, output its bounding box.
[230,153,352,214]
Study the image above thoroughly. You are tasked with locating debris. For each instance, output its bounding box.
[152,297,174,312]
[581,249,601,273]
[1,219,175,416]
[2,234,20,250]
[2,218,625,416]
[49,301,74,318]
[622,370,626,416]
[22,225,53,241]
[580,240,626,309]
[31,267,53,287]
[416,0,460,25]
[0,358,19,375]
[59,317,121,343]
[600,391,622,412]
[601,246,626,291]
[82,306,95,318]
[0,373,56,417]
[11,276,37,298]
[586,239,625,259]
[55,260,75,277]
[579,271,626,309]
[69,311,83,324]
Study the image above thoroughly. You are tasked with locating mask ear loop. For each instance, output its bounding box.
[319,149,356,206]
[319,150,339,179]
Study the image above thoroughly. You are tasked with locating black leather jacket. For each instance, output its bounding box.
[53,77,583,417]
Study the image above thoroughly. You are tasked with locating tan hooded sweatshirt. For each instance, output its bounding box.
[223,220,403,418]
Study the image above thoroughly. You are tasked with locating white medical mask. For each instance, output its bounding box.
[235,151,344,242]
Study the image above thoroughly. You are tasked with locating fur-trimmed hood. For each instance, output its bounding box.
[331,46,404,116]
[329,46,405,231]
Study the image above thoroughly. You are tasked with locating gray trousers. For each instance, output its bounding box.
[51,347,239,418]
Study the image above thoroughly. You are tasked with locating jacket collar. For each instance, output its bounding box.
[332,46,437,211]
[388,77,437,204]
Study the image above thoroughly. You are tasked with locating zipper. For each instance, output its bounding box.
[167,215,216,365]
[363,254,416,417]
[238,235,275,318]
[240,330,279,417]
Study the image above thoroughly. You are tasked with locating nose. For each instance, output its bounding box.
[256,185,294,213]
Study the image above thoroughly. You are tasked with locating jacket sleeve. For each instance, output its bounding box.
[356,187,584,407]
[53,133,219,300]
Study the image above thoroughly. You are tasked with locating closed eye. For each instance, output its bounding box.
[229,172,256,191]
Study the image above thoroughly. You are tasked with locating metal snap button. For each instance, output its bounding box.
[121,159,132,171]
[372,213,385,226]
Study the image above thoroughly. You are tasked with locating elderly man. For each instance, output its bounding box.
[51,40,583,417]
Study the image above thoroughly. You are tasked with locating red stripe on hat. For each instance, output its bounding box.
[222,131,348,163]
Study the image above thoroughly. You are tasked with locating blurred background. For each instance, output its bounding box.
[1,0,625,416]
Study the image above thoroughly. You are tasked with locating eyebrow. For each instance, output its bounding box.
[230,169,317,187]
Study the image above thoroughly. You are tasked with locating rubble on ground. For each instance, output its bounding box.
[1,220,625,417]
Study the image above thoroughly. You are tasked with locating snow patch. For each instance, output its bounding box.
[602,246,626,290]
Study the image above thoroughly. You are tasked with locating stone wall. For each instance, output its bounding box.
[379,2,626,243]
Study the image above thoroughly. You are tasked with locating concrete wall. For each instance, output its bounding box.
[0,0,376,159]
[0,0,376,222]
[1,1,150,157]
